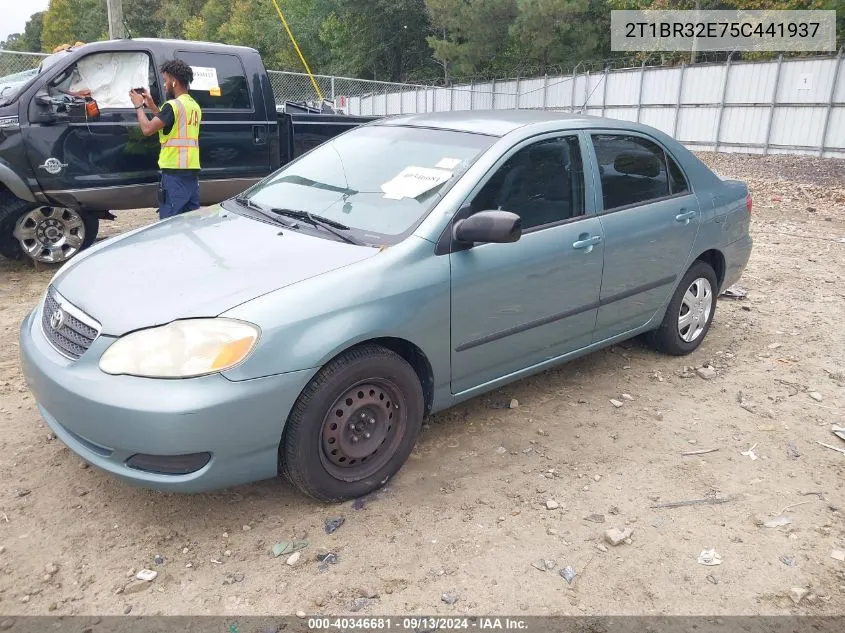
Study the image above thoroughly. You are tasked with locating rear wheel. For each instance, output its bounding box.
[0,197,98,263]
[282,344,424,502]
[647,260,718,356]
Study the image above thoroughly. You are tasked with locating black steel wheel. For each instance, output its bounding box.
[282,344,424,502]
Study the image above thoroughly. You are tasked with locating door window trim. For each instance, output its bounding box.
[587,129,695,216]
[175,49,255,114]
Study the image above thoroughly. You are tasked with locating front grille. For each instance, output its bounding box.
[41,287,100,360]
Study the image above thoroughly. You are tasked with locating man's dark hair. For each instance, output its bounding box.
[160,59,194,88]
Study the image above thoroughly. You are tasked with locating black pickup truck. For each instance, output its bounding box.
[0,39,375,264]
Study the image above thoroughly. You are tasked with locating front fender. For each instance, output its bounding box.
[220,236,451,391]
[0,158,35,202]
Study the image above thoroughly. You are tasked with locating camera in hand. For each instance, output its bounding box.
[133,88,145,94]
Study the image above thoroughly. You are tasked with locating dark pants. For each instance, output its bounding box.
[158,172,200,219]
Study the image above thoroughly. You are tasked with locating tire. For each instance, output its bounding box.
[282,344,425,502]
[0,192,98,264]
[647,260,718,356]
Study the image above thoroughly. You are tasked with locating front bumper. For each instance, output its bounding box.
[19,308,316,492]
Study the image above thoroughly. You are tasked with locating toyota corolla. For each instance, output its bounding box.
[19,111,752,501]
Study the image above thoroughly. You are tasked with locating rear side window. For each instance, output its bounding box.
[592,134,681,211]
[175,51,251,110]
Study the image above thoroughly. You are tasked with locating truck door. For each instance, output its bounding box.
[174,50,273,202]
[22,49,161,210]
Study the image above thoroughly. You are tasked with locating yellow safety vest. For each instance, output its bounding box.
[158,93,201,170]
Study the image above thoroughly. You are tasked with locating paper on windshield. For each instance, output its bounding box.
[381,166,452,200]
[435,157,462,170]
[190,66,220,92]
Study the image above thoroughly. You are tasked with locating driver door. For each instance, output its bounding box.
[23,49,161,210]
[449,133,604,395]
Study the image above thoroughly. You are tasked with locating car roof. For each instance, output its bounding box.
[372,110,659,138]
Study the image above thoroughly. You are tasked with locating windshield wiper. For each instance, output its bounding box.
[233,196,295,227]
[268,208,365,246]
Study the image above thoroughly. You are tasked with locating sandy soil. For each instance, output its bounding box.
[0,153,843,617]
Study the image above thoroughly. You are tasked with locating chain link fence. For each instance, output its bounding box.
[0,50,45,100]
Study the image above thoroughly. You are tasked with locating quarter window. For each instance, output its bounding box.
[592,134,686,211]
[175,51,251,110]
[470,136,585,231]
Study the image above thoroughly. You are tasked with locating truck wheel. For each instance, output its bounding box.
[0,198,98,264]
[647,260,718,356]
[282,344,424,502]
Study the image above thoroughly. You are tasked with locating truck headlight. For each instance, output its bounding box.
[99,318,260,378]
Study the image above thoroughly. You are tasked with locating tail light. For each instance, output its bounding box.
[746,193,752,213]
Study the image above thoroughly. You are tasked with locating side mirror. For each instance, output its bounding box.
[454,210,522,245]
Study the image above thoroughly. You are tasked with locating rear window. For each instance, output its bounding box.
[175,51,251,110]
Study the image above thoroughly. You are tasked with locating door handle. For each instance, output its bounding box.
[675,209,697,224]
[253,125,267,145]
[572,234,601,252]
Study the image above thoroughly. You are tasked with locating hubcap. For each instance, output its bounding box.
[320,380,406,482]
[13,206,85,264]
[678,277,713,343]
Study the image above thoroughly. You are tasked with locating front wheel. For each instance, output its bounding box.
[281,344,425,502]
[0,200,98,264]
[647,261,718,356]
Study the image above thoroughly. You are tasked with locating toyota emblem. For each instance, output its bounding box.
[50,308,65,331]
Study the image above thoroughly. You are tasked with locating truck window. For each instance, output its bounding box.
[175,51,252,111]
[48,51,156,109]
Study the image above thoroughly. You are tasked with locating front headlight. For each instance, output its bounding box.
[99,318,260,378]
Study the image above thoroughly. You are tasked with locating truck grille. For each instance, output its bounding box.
[41,287,100,360]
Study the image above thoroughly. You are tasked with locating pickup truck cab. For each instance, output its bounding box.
[0,38,373,264]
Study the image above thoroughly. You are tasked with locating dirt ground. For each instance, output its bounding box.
[0,152,843,617]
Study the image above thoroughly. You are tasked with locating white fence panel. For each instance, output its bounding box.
[641,67,680,105]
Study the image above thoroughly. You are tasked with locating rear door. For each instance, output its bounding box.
[586,132,700,341]
[175,50,272,201]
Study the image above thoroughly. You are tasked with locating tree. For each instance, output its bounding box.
[317,0,434,82]
[426,0,518,80]
[41,0,107,51]
[123,0,165,38]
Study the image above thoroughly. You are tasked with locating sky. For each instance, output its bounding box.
[1,0,51,44]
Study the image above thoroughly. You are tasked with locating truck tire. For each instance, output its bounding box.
[0,192,98,264]
[282,344,424,502]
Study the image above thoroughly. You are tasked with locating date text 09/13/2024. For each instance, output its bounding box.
[306,618,529,630]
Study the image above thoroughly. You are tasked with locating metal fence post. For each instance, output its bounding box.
[819,47,843,157]
[491,78,496,110]
[469,81,474,110]
[331,76,335,101]
[672,63,686,138]
[601,67,609,117]
[515,76,521,109]
[570,68,577,112]
[399,87,404,114]
[384,89,389,115]
[763,54,783,155]
[542,74,549,110]
[583,70,590,112]
[636,60,646,122]
[714,55,732,152]
[450,85,455,111]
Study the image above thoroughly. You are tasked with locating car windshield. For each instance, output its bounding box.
[243,125,496,243]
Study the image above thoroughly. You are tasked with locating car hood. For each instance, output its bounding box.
[51,205,379,335]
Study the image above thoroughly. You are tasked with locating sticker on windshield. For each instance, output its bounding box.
[190,66,220,92]
[435,157,462,170]
[381,166,452,200]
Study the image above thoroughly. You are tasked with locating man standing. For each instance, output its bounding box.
[129,59,202,219]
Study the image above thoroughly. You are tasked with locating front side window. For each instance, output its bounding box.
[244,125,495,243]
[175,51,251,110]
[592,134,680,211]
[470,136,585,231]
[48,51,155,109]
